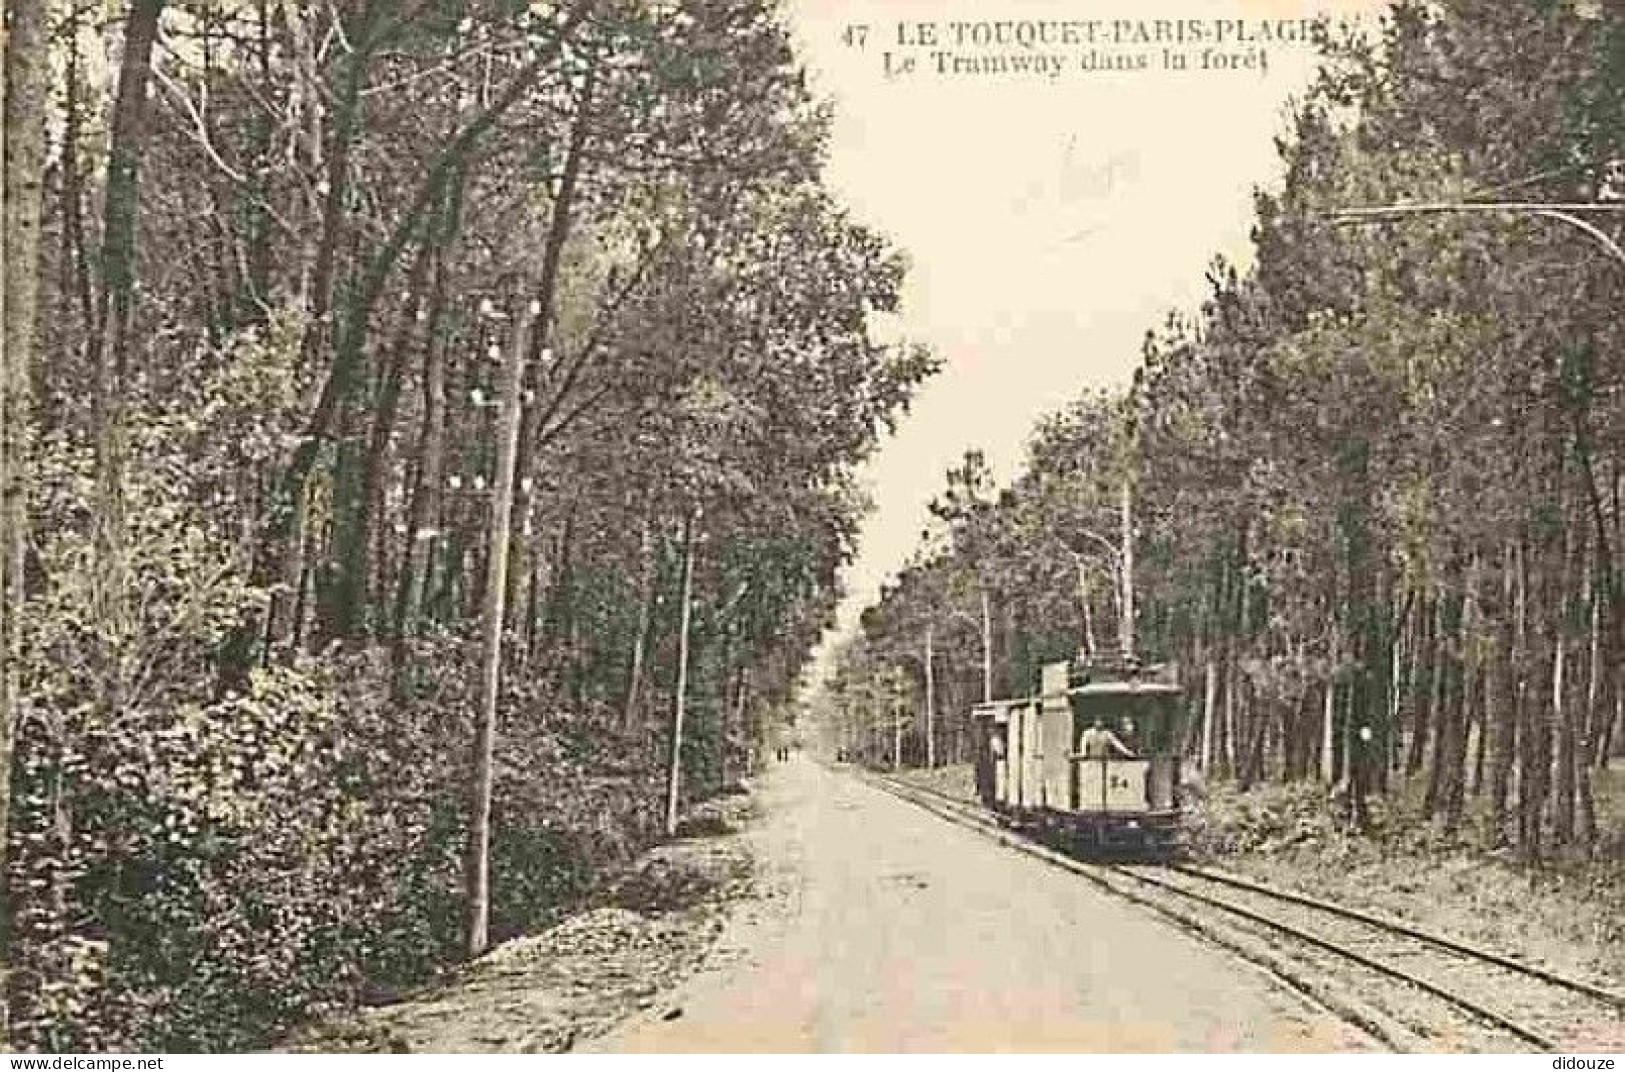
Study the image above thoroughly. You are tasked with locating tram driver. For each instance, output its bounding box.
[1079,716,1136,760]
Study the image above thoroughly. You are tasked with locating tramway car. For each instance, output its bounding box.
[971,656,1184,854]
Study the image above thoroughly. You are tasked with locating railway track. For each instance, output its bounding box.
[852,767,1625,1053]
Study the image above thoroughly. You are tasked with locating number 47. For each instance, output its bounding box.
[841,24,869,48]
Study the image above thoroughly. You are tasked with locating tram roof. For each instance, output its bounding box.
[1069,679,1182,698]
[971,679,1181,715]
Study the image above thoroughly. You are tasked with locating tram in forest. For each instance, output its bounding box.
[971,655,1184,854]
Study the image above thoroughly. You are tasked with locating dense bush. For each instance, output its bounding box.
[1184,781,1340,859]
[1,0,930,1050]
[9,506,671,1050]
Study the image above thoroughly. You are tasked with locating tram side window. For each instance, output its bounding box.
[1131,695,1170,753]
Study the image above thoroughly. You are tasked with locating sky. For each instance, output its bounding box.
[783,0,1391,697]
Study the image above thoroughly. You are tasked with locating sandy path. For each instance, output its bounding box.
[587,757,1376,1052]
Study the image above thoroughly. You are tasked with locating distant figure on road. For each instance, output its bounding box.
[1078,717,1135,759]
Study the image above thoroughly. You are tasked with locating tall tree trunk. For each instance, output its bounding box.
[496,76,596,679]
[1202,656,1220,776]
[463,295,538,958]
[1320,676,1338,783]
[621,518,657,730]
[726,667,749,786]
[664,507,699,836]
[540,513,576,674]
[1424,595,1450,814]
[1570,351,1624,792]
[89,0,166,716]
[343,200,445,641]
[1554,608,1577,846]
[241,0,274,323]
[1336,438,1377,829]
[512,68,596,524]
[1408,596,1436,777]
[1490,541,1521,842]
[1221,647,1238,778]
[271,487,311,654]
[1518,564,1553,859]
[1602,679,1622,765]
[261,4,595,660]
[1537,626,1563,852]
[57,28,93,349]
[392,257,453,660]
[1387,598,1408,788]
[1443,563,1479,832]
[924,621,936,769]
[1578,590,1601,849]
[1470,663,1488,798]
[1549,496,1580,848]
[892,690,903,771]
[521,541,545,666]
[251,4,373,661]
[2,0,51,1039]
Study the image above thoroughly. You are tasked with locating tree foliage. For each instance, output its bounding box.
[5,0,932,1050]
[829,0,1624,856]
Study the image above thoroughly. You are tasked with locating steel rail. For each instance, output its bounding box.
[1166,863,1625,1012]
[887,772,1621,1011]
[853,769,1597,1053]
[1111,864,1557,1050]
[891,774,1621,1010]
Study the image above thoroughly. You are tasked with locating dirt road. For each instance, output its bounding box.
[587,757,1376,1053]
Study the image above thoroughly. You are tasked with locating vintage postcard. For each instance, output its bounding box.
[0,0,1620,1057]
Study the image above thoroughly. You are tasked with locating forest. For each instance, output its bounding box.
[0,0,933,1051]
[828,0,1625,855]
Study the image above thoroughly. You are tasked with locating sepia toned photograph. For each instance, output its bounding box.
[0,0,1622,1056]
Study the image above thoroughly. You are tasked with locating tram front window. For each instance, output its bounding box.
[1078,717,1134,759]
